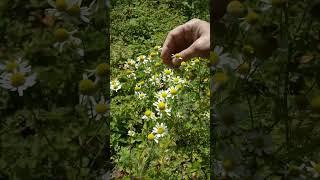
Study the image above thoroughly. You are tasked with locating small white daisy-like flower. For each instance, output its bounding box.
[171,53,183,61]
[123,59,136,69]
[0,71,36,96]
[0,57,31,74]
[168,86,179,98]
[135,91,146,100]
[110,79,121,92]
[89,96,109,120]
[53,27,83,55]
[152,122,168,138]
[128,130,136,137]
[155,89,171,101]
[239,10,259,31]
[149,74,161,86]
[144,67,152,74]
[162,68,174,82]
[170,76,186,85]
[307,161,320,178]
[211,46,238,70]
[153,99,171,116]
[135,55,148,68]
[46,0,97,23]
[142,110,157,121]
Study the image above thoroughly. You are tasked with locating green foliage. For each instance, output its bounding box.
[0,0,109,179]
[110,0,209,178]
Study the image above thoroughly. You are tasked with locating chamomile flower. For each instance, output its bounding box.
[0,57,31,74]
[144,67,152,74]
[142,110,156,121]
[147,133,159,143]
[239,10,260,31]
[171,53,183,61]
[79,73,96,104]
[128,130,136,137]
[0,72,36,96]
[149,74,161,86]
[110,79,121,92]
[89,96,109,120]
[210,46,237,70]
[152,122,168,138]
[155,89,171,101]
[154,45,162,52]
[153,99,171,116]
[53,27,83,55]
[135,55,148,67]
[135,92,146,100]
[171,76,186,85]
[168,86,179,98]
[123,59,136,69]
[46,0,97,23]
[162,68,173,81]
[307,161,320,178]
[148,52,159,60]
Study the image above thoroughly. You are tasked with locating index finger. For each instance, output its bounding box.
[161,25,186,66]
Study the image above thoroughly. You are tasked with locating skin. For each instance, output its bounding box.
[161,18,210,67]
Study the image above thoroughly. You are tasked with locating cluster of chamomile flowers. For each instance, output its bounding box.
[79,63,110,120]
[46,0,99,56]
[0,58,36,96]
[111,46,197,144]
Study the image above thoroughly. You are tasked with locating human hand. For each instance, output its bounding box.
[161,18,210,67]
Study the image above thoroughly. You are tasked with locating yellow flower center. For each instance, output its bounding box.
[213,72,228,84]
[138,93,145,98]
[176,84,183,90]
[147,133,155,140]
[144,110,152,117]
[223,159,234,171]
[56,0,67,11]
[10,73,26,87]
[170,88,178,95]
[155,62,161,67]
[5,61,18,72]
[134,85,141,91]
[96,63,109,77]
[227,0,245,17]
[173,78,179,83]
[157,127,164,134]
[180,61,187,66]
[158,102,166,110]
[54,28,69,42]
[95,104,108,114]
[238,63,250,74]
[194,58,200,63]
[245,11,259,25]
[174,54,182,59]
[67,4,81,15]
[164,69,171,75]
[161,92,168,98]
[79,79,96,95]
[150,52,158,57]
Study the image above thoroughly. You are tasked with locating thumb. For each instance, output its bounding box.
[172,44,197,65]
